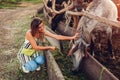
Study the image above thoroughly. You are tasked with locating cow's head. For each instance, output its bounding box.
[69,28,91,71]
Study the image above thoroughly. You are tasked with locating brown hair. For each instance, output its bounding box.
[30,17,45,41]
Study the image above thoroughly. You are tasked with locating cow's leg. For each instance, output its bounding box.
[85,47,89,58]
[106,27,115,59]
[97,31,102,56]
[90,34,95,56]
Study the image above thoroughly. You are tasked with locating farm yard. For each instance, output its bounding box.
[0,0,120,80]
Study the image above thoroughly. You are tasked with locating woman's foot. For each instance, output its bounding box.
[22,66,30,73]
[36,66,41,71]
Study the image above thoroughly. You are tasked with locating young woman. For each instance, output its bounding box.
[17,17,78,73]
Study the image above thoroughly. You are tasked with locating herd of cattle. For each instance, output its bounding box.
[43,0,120,71]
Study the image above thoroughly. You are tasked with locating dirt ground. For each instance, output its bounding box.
[0,3,43,80]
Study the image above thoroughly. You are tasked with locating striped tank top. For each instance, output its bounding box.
[17,38,43,66]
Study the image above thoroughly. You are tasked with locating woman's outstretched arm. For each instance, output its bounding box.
[26,31,55,50]
[45,29,78,40]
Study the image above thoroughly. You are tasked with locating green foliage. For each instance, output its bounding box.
[51,41,87,80]
[21,0,43,3]
[0,0,21,3]
[0,0,43,9]
[0,0,42,3]
[0,3,19,8]
[53,50,87,80]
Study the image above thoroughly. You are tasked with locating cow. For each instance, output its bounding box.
[67,0,118,71]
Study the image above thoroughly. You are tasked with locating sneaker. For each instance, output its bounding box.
[36,66,41,71]
[22,66,30,73]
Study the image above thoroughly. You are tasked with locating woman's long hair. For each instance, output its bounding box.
[30,17,45,41]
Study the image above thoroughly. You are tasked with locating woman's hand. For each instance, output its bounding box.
[72,32,79,40]
[49,46,56,50]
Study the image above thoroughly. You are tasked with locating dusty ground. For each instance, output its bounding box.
[0,3,43,80]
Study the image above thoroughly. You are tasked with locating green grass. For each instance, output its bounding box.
[21,0,43,3]
[0,0,43,9]
[51,41,87,80]
[0,2,20,9]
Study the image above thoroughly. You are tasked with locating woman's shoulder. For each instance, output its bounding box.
[25,30,38,40]
[26,30,31,36]
[26,30,31,34]
[25,30,32,38]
